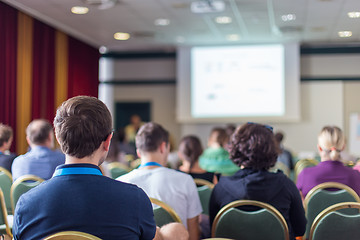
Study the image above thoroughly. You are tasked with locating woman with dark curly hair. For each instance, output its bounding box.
[209,122,306,240]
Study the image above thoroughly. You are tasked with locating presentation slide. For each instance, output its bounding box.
[191,45,284,118]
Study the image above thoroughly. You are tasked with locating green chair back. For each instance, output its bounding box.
[212,200,289,240]
[294,158,318,181]
[194,178,214,216]
[107,162,130,179]
[304,182,360,239]
[0,189,12,238]
[0,167,12,214]
[11,175,44,213]
[309,202,360,240]
[197,185,212,215]
[150,198,182,227]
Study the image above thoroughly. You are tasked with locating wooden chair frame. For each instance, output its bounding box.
[211,200,289,240]
[304,182,360,212]
[0,189,12,238]
[309,202,360,240]
[194,178,215,189]
[43,231,102,240]
[149,198,182,223]
[0,167,12,181]
[107,162,131,172]
[10,175,44,213]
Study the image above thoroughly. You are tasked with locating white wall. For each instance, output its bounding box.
[99,51,360,157]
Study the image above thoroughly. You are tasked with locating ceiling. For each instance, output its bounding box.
[4,0,360,52]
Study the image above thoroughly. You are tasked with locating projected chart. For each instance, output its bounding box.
[191,45,285,118]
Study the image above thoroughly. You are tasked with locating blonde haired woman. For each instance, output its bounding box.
[296,126,360,197]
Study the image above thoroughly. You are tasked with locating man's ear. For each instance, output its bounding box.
[159,142,167,154]
[26,136,31,146]
[104,133,113,151]
[136,149,142,158]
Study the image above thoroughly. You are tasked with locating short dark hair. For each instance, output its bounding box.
[0,123,13,147]
[26,119,53,145]
[274,132,284,143]
[228,123,279,170]
[179,135,203,171]
[209,127,228,147]
[53,96,112,158]
[135,122,169,153]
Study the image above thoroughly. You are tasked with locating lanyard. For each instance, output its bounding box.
[53,167,102,177]
[138,162,162,168]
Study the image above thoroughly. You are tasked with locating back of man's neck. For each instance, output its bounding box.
[65,156,99,166]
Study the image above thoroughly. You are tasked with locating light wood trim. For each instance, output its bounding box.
[10,175,44,213]
[0,189,12,238]
[304,182,360,212]
[107,162,131,172]
[43,231,102,240]
[149,197,182,224]
[194,178,214,189]
[0,167,12,181]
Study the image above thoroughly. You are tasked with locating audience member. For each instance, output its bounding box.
[11,119,65,181]
[125,114,144,147]
[12,96,157,240]
[199,127,239,176]
[296,126,360,198]
[118,122,202,240]
[209,123,306,240]
[274,131,294,171]
[178,135,216,183]
[0,123,16,173]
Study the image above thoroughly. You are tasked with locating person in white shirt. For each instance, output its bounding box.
[118,122,202,240]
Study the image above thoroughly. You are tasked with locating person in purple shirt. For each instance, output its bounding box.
[297,126,360,198]
[11,119,65,181]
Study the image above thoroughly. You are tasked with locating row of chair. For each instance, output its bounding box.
[0,167,44,238]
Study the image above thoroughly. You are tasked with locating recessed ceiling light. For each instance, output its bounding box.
[215,16,232,24]
[71,6,89,14]
[99,46,107,54]
[348,12,360,18]
[226,34,240,41]
[154,18,170,26]
[281,14,296,22]
[114,32,130,40]
[338,31,352,37]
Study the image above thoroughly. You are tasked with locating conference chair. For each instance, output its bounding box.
[10,175,44,213]
[211,200,289,240]
[0,167,12,214]
[303,182,360,239]
[294,158,318,181]
[106,162,130,179]
[150,198,182,227]
[0,189,12,238]
[43,231,101,240]
[194,178,214,216]
[309,202,360,240]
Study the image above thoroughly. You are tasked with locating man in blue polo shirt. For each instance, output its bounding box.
[11,119,65,181]
[12,96,157,240]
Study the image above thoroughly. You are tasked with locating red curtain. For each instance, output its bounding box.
[0,2,18,152]
[68,36,99,97]
[32,20,55,122]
